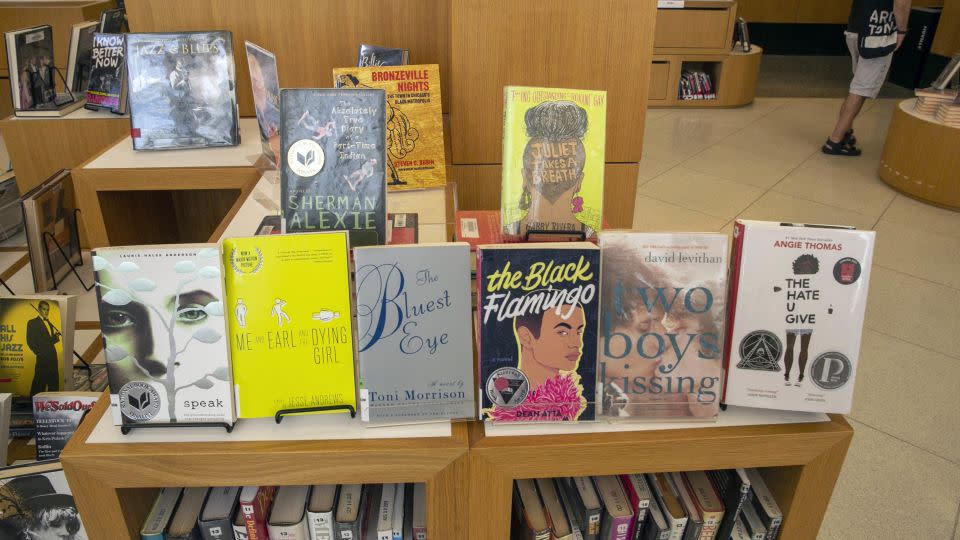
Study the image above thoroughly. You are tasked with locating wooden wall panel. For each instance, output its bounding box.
[736,0,798,23]
[450,0,657,164]
[124,0,451,117]
[738,0,944,24]
[932,0,959,56]
[795,0,853,24]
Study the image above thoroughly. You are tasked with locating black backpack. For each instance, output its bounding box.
[849,0,898,59]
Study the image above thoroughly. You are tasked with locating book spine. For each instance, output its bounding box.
[721,220,747,404]
[606,515,633,540]
[307,510,333,540]
[233,523,249,540]
[698,510,722,540]
[241,502,269,540]
[198,519,233,540]
[413,526,426,540]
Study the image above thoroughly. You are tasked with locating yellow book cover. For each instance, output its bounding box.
[501,86,606,239]
[333,64,446,191]
[0,295,76,396]
[223,232,356,418]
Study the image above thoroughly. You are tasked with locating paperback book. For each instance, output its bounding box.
[223,232,356,419]
[501,86,606,240]
[0,295,77,397]
[66,21,98,95]
[722,220,875,414]
[333,64,446,191]
[477,243,600,423]
[244,41,280,163]
[0,461,88,539]
[125,32,241,150]
[93,245,235,426]
[21,169,82,293]
[32,391,98,460]
[386,213,418,245]
[354,243,474,423]
[280,88,387,246]
[85,33,126,113]
[598,232,728,420]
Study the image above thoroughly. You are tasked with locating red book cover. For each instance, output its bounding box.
[239,485,276,540]
[721,221,746,404]
[456,210,505,250]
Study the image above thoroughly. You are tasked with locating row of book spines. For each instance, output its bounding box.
[513,469,782,540]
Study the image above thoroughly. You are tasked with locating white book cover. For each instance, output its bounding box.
[723,221,875,414]
[376,483,395,540]
[391,484,404,540]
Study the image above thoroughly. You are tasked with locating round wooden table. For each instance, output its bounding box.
[879,99,960,210]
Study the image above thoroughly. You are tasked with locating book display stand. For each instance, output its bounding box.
[120,421,235,436]
[43,208,91,291]
[274,405,357,423]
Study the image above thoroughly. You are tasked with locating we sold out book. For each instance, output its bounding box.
[723,220,875,414]
[598,232,728,420]
[224,232,356,419]
[354,244,474,423]
[477,243,600,422]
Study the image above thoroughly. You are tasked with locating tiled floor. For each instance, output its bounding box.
[637,97,960,540]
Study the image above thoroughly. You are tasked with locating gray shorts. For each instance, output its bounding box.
[845,31,893,99]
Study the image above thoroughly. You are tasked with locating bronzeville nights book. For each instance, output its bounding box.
[353,243,474,423]
[722,220,875,414]
[598,231,728,420]
[92,245,234,426]
[477,242,600,422]
[501,86,606,241]
[281,88,387,247]
[223,232,356,419]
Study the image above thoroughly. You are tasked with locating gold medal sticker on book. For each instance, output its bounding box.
[501,86,606,240]
[332,64,446,192]
[223,232,357,419]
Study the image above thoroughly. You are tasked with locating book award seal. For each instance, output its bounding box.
[833,257,861,285]
[810,352,852,390]
[486,367,529,408]
[229,246,263,275]
[736,330,783,371]
[119,381,161,421]
[288,139,324,177]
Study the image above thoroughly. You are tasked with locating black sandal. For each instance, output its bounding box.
[822,138,862,156]
[843,129,857,146]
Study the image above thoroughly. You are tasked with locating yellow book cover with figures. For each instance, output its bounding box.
[332,64,446,191]
[223,232,356,418]
[501,86,606,240]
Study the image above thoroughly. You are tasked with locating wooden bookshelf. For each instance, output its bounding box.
[649,46,763,108]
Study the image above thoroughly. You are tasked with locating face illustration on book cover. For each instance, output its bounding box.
[599,234,726,419]
[478,248,599,422]
[85,33,124,109]
[0,300,64,396]
[93,247,232,424]
[281,89,386,246]
[502,88,605,240]
[0,468,87,540]
[244,42,280,163]
[15,28,56,110]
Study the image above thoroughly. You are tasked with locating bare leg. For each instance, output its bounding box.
[829,93,867,143]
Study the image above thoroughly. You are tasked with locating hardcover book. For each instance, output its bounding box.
[722,220,875,414]
[98,8,126,33]
[739,504,766,540]
[619,474,652,539]
[307,485,337,540]
[357,44,409,67]
[244,41,280,163]
[411,483,426,540]
[169,487,209,540]
[93,245,235,426]
[744,469,781,540]
[223,233,356,419]
[141,487,184,540]
[671,473,702,540]
[0,295,77,397]
[477,243,600,422]
[706,469,750,540]
[66,21,98,94]
[5,25,83,116]
[593,475,633,540]
[501,86,606,240]
[559,477,601,540]
[536,478,578,540]
[85,33,126,113]
[239,485,276,540]
[267,485,310,540]
[513,479,552,540]
[200,486,241,540]
[354,243,474,423]
[598,232,728,419]
[678,472,723,540]
[280,88,387,246]
[335,484,363,540]
[455,210,504,252]
[376,483,395,540]
[32,391,98,460]
[125,32,241,150]
[21,169,82,293]
[333,64,446,191]
[647,473,688,540]
[386,213,418,245]
[0,461,88,538]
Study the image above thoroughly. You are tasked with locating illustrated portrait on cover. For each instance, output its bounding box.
[0,472,86,540]
[16,32,56,109]
[600,242,724,418]
[0,299,63,396]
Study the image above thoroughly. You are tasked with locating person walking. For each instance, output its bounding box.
[824,0,911,156]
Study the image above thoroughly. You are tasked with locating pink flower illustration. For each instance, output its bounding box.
[571,196,584,213]
[487,373,586,422]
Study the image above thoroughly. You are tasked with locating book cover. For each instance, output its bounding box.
[598,232,727,420]
[354,244,474,423]
[705,469,749,540]
[5,26,57,111]
[360,484,381,540]
[335,484,363,540]
[375,483,395,540]
[333,64,446,191]
[141,487,184,540]
[559,477,601,540]
[240,486,276,540]
[554,479,586,540]
[593,476,633,540]
[280,88,387,246]
[455,210,504,252]
[169,487,208,540]
[200,486,241,540]
[244,41,280,164]
[125,32,240,150]
[0,461,88,538]
[0,295,76,397]
[501,86,606,240]
[31,391,98,460]
[66,21,98,94]
[85,33,125,112]
[536,478,577,540]
[722,220,875,414]
[307,485,337,540]
[255,215,281,236]
[670,473,702,540]
[644,488,672,540]
[477,243,600,422]
[21,169,82,293]
[513,479,552,540]
[98,8,126,33]
[619,474,652,539]
[729,517,754,540]
[739,504,766,540]
[233,508,249,540]
[357,44,409,67]
[223,233,356,419]
[744,469,781,540]
[93,245,234,425]
[679,472,723,540]
[386,213,418,245]
[267,485,309,540]
[647,473,687,540]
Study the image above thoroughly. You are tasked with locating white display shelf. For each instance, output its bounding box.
[86,117,262,169]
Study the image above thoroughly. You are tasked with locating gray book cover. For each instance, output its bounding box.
[354,243,474,423]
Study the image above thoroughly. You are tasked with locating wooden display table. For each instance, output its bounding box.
[879,99,960,210]
[0,108,128,196]
[72,118,263,248]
